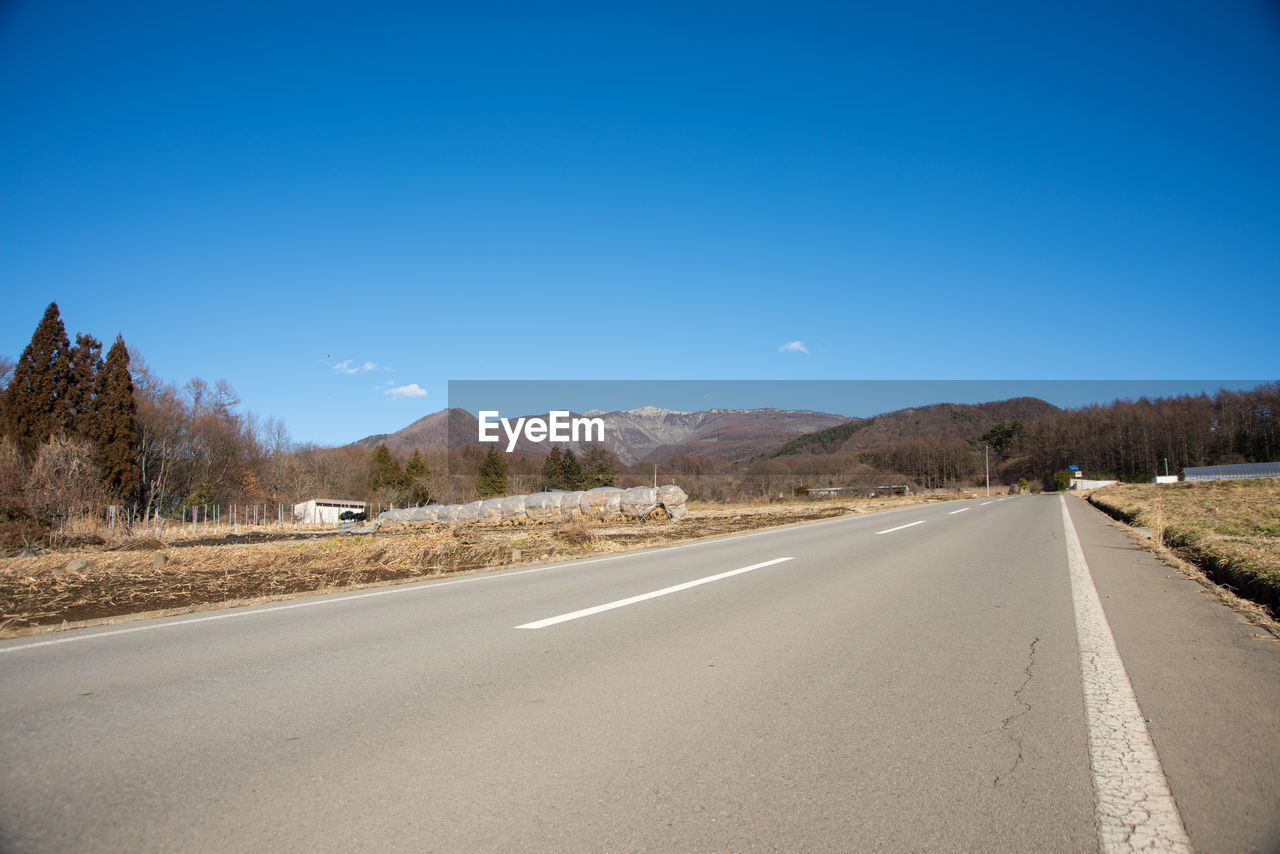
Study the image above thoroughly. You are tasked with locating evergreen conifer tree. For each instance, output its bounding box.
[369,443,403,491]
[91,335,141,501]
[403,448,431,505]
[561,448,584,490]
[184,479,215,508]
[66,333,103,438]
[1,302,72,456]
[476,446,508,498]
[541,446,566,491]
[581,444,616,488]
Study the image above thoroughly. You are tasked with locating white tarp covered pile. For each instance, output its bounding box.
[378,485,688,527]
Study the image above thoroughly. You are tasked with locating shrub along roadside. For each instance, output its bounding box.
[1087,479,1280,618]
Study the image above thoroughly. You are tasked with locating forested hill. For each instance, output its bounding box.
[353,408,479,454]
[768,397,1060,457]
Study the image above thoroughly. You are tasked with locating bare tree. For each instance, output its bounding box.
[0,354,13,432]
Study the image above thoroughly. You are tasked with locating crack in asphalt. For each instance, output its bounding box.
[993,636,1040,787]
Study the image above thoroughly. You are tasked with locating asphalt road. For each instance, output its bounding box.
[2,495,1278,852]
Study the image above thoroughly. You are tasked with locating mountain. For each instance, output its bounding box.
[768,397,1060,457]
[589,407,848,464]
[354,398,1059,464]
[353,408,480,453]
[355,406,847,464]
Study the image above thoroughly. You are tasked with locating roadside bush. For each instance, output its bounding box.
[1,435,105,522]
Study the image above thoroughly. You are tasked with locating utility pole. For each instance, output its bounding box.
[653,464,658,488]
[985,444,990,497]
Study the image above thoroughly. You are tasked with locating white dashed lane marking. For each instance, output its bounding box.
[874,521,926,535]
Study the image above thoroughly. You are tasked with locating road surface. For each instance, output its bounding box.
[2,495,1278,852]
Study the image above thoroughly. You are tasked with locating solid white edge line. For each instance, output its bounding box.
[1060,496,1192,852]
[875,520,926,534]
[947,507,971,515]
[515,557,794,629]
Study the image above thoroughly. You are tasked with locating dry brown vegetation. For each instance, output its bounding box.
[0,494,942,636]
[1088,479,1280,617]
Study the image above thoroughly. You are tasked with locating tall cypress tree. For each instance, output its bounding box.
[66,333,103,438]
[1,302,72,456]
[92,335,140,501]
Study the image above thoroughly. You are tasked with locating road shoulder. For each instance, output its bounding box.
[1065,496,1280,853]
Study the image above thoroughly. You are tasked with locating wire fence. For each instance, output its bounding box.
[62,500,403,544]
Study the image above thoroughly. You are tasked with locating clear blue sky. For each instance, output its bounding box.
[3,1,1277,446]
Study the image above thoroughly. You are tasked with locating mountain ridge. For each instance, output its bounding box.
[768,397,1060,457]
[353,397,1060,464]
[353,406,848,464]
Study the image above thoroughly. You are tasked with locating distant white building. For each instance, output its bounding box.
[1070,479,1118,490]
[805,486,860,498]
[1182,462,1280,482]
[292,498,367,525]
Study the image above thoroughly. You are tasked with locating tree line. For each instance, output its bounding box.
[0,303,140,523]
[623,384,1280,498]
[0,303,378,531]
[3,303,1275,542]
[997,385,1279,487]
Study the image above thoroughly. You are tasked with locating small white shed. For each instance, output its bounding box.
[292,498,367,525]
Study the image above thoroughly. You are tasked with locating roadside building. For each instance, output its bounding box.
[805,486,861,499]
[292,498,367,525]
[1070,479,1118,490]
[1182,462,1280,482]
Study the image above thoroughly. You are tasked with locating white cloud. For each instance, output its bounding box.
[333,359,379,374]
[778,341,809,354]
[385,383,427,399]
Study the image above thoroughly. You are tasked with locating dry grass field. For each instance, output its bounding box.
[1088,479,1280,617]
[0,494,941,635]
